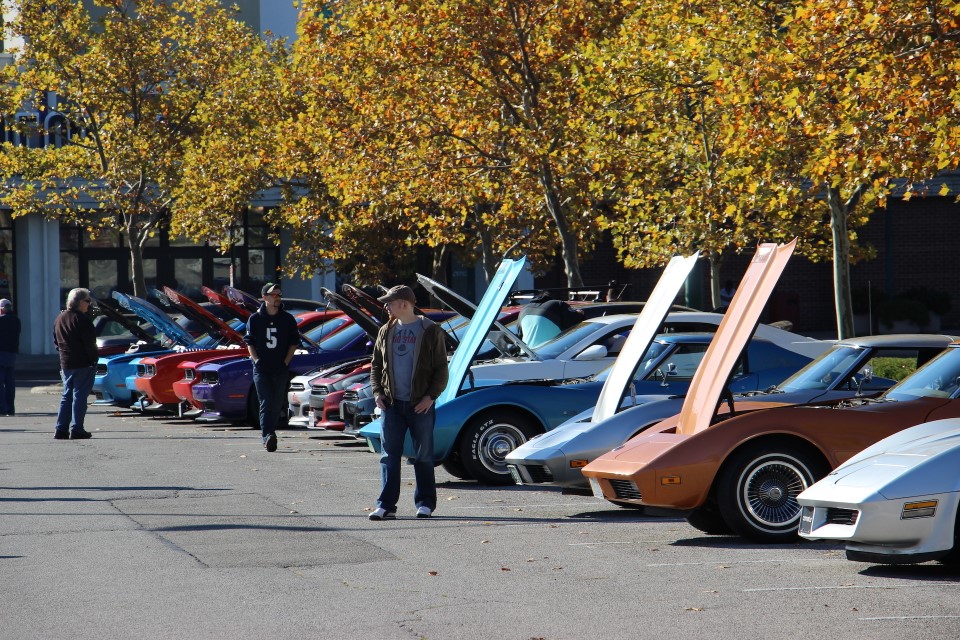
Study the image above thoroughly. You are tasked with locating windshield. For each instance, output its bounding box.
[884,347,960,401]
[316,322,366,351]
[532,321,603,360]
[303,316,352,343]
[778,345,866,391]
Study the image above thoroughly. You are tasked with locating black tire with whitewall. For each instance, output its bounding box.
[459,410,540,485]
[716,441,828,543]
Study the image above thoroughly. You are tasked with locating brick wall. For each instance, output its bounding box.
[536,197,960,336]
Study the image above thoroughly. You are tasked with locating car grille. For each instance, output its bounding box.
[290,382,305,392]
[609,479,642,501]
[96,364,107,376]
[184,369,195,381]
[525,465,553,483]
[826,508,859,526]
[342,389,359,402]
[201,371,218,384]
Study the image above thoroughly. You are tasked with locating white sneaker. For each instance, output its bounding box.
[368,508,395,521]
[416,506,433,519]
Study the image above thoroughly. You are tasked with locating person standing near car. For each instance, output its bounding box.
[517,292,584,348]
[0,298,22,416]
[53,288,98,439]
[245,282,299,452]
[368,285,448,520]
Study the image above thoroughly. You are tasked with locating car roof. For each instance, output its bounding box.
[833,334,960,348]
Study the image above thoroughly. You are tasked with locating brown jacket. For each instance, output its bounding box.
[370,316,448,404]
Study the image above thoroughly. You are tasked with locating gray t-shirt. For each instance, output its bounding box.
[391,318,424,401]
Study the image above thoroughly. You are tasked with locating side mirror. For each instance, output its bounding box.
[574,344,608,361]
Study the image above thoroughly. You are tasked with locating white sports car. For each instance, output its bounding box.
[797,417,960,565]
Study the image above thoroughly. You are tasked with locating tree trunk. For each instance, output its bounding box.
[125,216,147,298]
[431,245,449,286]
[709,253,721,310]
[827,186,854,339]
[539,159,583,287]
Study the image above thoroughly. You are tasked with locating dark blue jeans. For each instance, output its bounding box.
[377,400,436,513]
[0,364,14,415]
[251,364,288,443]
[56,366,96,435]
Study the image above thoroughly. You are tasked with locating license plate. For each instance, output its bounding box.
[507,465,522,484]
[799,506,814,534]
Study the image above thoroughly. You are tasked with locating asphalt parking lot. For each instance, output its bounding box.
[3,378,960,640]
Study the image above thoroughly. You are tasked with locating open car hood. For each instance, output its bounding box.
[202,286,251,320]
[591,253,700,423]
[435,257,528,406]
[320,288,383,340]
[416,271,538,360]
[341,284,389,324]
[677,240,797,435]
[91,297,158,344]
[112,291,197,347]
[161,287,245,344]
[223,286,261,314]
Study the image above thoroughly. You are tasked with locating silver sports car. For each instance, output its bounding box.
[798,417,960,565]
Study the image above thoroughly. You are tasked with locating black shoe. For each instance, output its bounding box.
[54,432,69,440]
[264,434,277,452]
[70,429,93,440]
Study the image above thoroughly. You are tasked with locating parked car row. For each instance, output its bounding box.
[93,247,960,568]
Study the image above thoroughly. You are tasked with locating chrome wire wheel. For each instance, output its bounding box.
[738,456,809,529]
[717,443,826,543]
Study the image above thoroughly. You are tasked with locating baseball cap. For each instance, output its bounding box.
[377,285,416,305]
[261,282,282,297]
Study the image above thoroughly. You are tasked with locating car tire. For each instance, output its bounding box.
[937,507,960,566]
[459,410,539,486]
[716,442,827,543]
[686,503,732,535]
[441,452,471,480]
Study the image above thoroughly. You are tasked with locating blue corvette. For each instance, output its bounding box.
[424,332,816,484]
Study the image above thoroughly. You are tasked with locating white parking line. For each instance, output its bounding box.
[450,503,594,510]
[745,584,960,592]
[648,560,798,567]
[859,615,960,620]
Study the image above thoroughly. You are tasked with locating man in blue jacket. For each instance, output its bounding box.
[244,283,299,452]
[0,298,21,416]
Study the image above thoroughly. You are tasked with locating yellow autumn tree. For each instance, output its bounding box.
[0,0,271,297]
[752,0,960,337]
[287,0,639,286]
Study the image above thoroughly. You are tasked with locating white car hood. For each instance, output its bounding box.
[807,418,960,500]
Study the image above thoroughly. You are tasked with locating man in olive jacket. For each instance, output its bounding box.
[368,285,448,520]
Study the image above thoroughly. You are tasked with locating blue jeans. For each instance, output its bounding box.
[0,364,14,415]
[251,364,288,443]
[56,366,96,434]
[377,400,436,513]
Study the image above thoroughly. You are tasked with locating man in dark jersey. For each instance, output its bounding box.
[244,282,299,452]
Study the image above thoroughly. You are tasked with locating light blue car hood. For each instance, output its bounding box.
[112,291,196,348]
